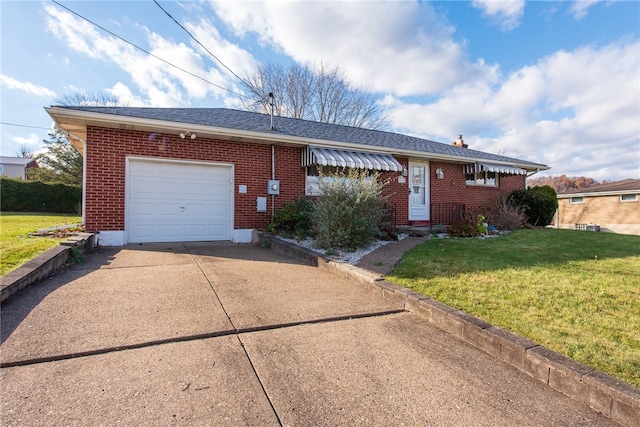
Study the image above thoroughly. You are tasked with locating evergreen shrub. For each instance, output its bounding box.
[0,177,81,213]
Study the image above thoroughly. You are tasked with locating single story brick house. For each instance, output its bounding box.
[554,178,640,235]
[45,106,549,246]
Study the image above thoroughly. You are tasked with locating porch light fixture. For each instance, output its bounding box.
[402,167,408,177]
[180,132,196,140]
[435,168,444,179]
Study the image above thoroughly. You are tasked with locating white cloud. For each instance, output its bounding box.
[569,0,601,20]
[471,0,526,31]
[384,40,640,181]
[208,0,496,96]
[105,82,145,107]
[0,74,56,98]
[11,133,41,146]
[42,3,253,107]
[40,1,639,181]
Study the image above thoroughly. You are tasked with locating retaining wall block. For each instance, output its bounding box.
[583,370,640,426]
[484,326,539,372]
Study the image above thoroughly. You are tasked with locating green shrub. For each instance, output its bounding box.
[1,178,81,213]
[267,198,315,239]
[312,169,386,251]
[377,203,398,241]
[507,185,558,227]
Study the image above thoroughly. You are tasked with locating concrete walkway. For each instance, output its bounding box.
[1,242,620,426]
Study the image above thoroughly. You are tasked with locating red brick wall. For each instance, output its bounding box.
[84,126,526,232]
[85,127,307,232]
[429,161,525,214]
[380,158,409,226]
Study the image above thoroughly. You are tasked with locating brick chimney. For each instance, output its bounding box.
[451,134,468,148]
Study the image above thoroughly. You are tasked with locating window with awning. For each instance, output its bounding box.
[302,146,401,195]
[464,163,527,175]
[302,146,402,172]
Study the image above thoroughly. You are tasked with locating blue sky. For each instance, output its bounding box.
[1,0,638,181]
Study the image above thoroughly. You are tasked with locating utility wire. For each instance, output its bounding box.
[153,0,251,90]
[49,0,247,98]
[1,122,51,130]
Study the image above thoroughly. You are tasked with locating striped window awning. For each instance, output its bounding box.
[302,146,402,172]
[464,163,527,175]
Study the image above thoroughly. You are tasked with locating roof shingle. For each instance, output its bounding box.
[52,106,548,169]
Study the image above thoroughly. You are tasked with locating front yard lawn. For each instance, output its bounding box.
[0,212,82,276]
[387,229,640,388]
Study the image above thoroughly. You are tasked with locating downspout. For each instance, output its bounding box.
[271,144,275,217]
[82,139,87,224]
[269,91,276,217]
[61,130,87,225]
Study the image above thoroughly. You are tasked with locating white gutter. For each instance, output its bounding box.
[45,107,549,172]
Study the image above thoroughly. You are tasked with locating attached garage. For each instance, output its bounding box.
[126,157,233,243]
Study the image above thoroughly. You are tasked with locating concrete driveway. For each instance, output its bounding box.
[1,242,617,426]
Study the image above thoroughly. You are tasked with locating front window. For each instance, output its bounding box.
[570,197,584,204]
[465,171,498,187]
[620,194,638,202]
[306,166,374,195]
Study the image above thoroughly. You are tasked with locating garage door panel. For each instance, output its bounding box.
[156,225,182,240]
[184,224,206,237]
[127,159,232,243]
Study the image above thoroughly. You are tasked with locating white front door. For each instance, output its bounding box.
[409,161,430,221]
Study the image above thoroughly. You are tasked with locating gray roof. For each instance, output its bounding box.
[0,156,38,166]
[52,106,548,170]
[558,179,640,195]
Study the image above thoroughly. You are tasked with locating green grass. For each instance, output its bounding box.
[0,212,82,276]
[387,229,640,387]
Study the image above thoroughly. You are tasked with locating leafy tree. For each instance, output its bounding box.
[29,91,127,186]
[28,129,82,186]
[241,62,389,130]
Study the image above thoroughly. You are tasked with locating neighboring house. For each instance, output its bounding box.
[555,179,640,235]
[45,106,549,246]
[0,156,38,179]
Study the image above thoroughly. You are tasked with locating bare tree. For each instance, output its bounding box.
[16,145,34,158]
[241,62,388,130]
[54,91,126,106]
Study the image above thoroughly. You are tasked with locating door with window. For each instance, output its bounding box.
[409,162,430,221]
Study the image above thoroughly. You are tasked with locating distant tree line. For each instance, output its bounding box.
[528,175,605,193]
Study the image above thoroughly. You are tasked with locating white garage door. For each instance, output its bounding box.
[127,158,233,243]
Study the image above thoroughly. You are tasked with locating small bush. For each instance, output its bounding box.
[447,214,479,238]
[377,203,398,241]
[313,168,386,251]
[482,194,526,231]
[267,198,315,239]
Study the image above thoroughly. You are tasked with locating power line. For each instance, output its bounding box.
[153,0,251,90]
[49,0,247,98]
[0,122,51,130]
